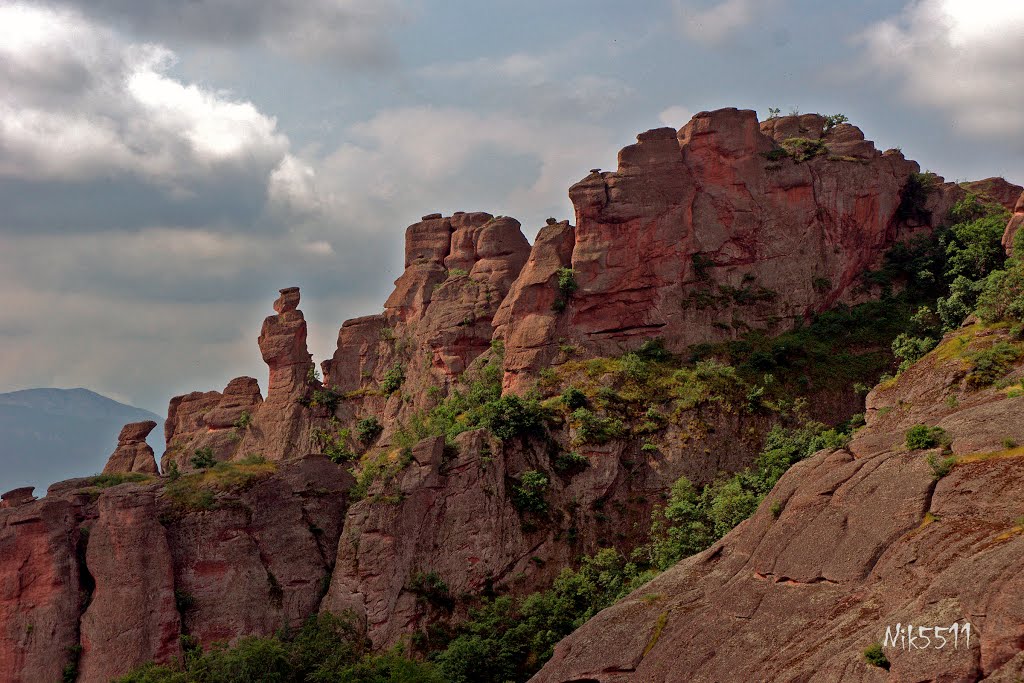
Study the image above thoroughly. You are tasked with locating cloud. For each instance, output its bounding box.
[416,45,634,119]
[659,105,693,128]
[306,105,621,235]
[0,2,288,196]
[48,0,409,65]
[673,0,774,44]
[857,0,1024,139]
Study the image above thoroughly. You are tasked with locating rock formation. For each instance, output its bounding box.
[1002,191,1024,256]
[533,322,1024,682]
[962,177,1024,213]
[497,110,962,390]
[102,420,159,474]
[3,108,1020,681]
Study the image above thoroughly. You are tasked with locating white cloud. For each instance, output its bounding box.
[0,3,289,187]
[858,0,1024,138]
[674,0,770,44]
[659,105,693,128]
[305,105,620,234]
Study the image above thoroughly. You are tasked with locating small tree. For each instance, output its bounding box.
[190,447,216,469]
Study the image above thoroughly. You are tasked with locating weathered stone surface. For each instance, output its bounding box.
[78,487,181,682]
[961,177,1024,212]
[502,108,962,387]
[493,220,575,392]
[0,498,81,683]
[534,325,1024,683]
[1002,191,1024,256]
[163,377,263,471]
[166,457,351,643]
[0,488,35,508]
[0,457,352,682]
[102,420,159,474]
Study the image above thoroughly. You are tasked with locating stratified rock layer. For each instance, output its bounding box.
[533,323,1024,683]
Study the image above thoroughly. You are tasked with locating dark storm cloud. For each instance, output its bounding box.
[52,0,409,65]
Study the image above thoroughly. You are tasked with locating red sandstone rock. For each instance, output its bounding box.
[78,487,181,681]
[1002,191,1024,256]
[533,325,1024,683]
[102,420,159,475]
[498,108,963,388]
[961,177,1024,213]
[0,499,81,683]
[0,487,35,508]
[163,377,262,471]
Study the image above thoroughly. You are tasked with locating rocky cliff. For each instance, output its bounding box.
[1,108,1020,682]
[533,320,1024,682]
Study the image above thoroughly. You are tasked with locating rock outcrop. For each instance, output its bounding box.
[962,177,1024,213]
[533,322,1024,682]
[102,420,159,474]
[1002,191,1024,256]
[499,110,961,390]
[0,457,352,683]
[4,108,1020,682]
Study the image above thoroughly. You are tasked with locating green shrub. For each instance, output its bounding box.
[965,341,1021,388]
[355,416,383,444]
[190,447,216,470]
[897,172,936,222]
[233,410,252,431]
[116,611,443,683]
[552,267,578,312]
[380,363,405,394]
[927,453,957,479]
[780,137,826,162]
[81,472,153,489]
[976,261,1024,323]
[481,395,544,440]
[571,408,625,445]
[891,333,938,372]
[863,643,890,670]
[560,386,587,410]
[310,422,357,463]
[905,424,950,450]
[511,471,549,514]
[408,571,453,610]
[822,113,849,132]
[552,451,589,473]
[307,388,342,410]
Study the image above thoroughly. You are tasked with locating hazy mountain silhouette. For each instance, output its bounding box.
[0,388,162,494]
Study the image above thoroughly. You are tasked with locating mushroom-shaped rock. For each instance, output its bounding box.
[102,420,159,475]
[0,487,36,508]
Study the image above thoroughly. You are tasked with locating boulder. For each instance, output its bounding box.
[102,420,159,475]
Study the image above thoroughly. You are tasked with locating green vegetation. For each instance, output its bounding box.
[511,471,549,515]
[309,421,357,463]
[560,386,587,410]
[233,410,252,431]
[429,423,849,682]
[780,137,827,162]
[927,452,957,479]
[80,472,154,489]
[552,267,578,312]
[190,447,217,470]
[905,424,951,451]
[896,172,937,223]
[448,267,469,278]
[356,416,384,444]
[305,388,342,411]
[349,447,415,503]
[163,457,276,514]
[115,612,443,683]
[822,113,849,132]
[863,643,890,670]
[408,571,453,611]
[965,341,1022,387]
[380,363,405,395]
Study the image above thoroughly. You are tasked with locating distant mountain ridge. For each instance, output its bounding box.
[0,388,162,493]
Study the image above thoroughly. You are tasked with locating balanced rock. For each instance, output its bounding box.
[102,420,159,475]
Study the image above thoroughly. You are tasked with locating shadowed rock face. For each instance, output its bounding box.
[0,457,352,683]
[533,323,1024,683]
[499,109,962,391]
[1002,191,1024,257]
[102,420,159,474]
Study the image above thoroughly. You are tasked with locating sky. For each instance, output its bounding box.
[1,0,1022,415]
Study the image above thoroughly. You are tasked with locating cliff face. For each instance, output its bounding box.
[533,322,1024,682]
[0,457,350,683]
[2,108,1014,681]
[499,109,962,390]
